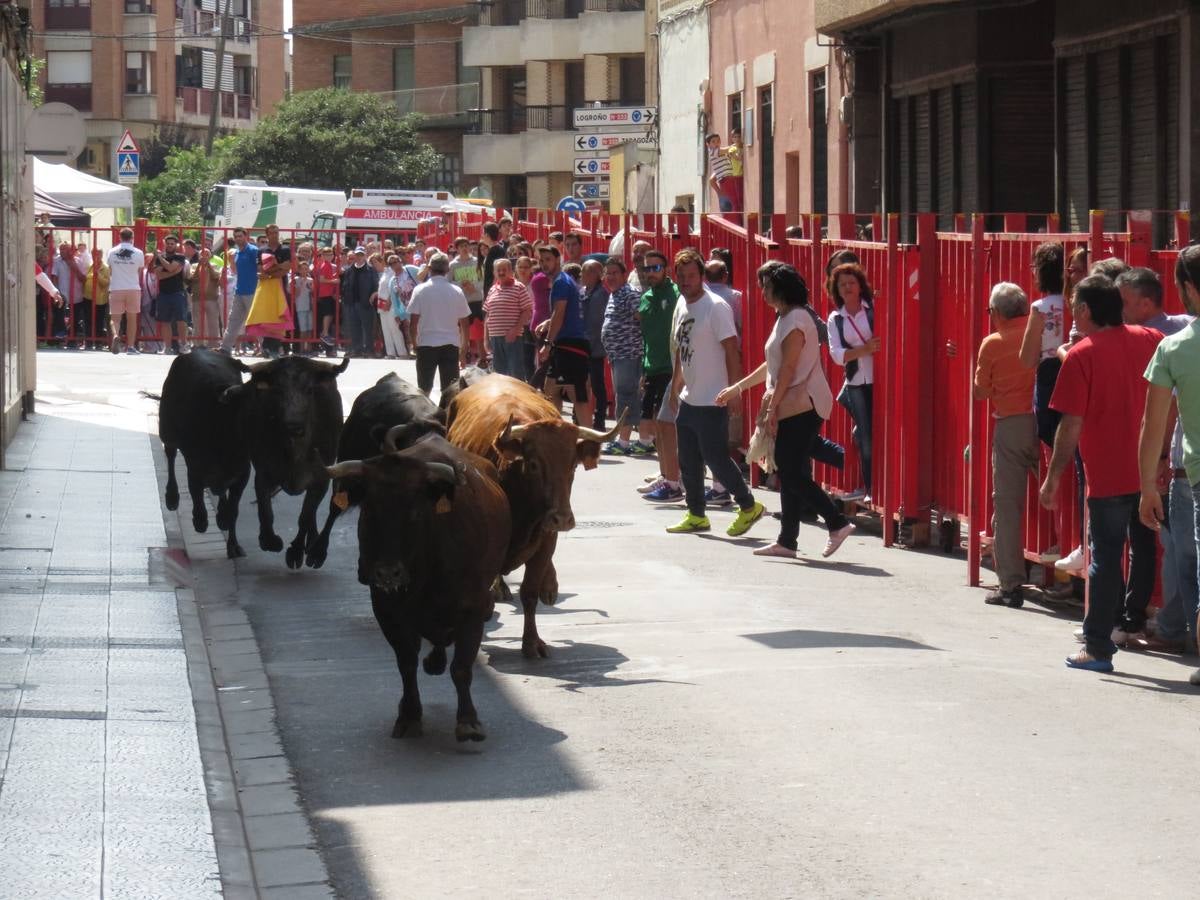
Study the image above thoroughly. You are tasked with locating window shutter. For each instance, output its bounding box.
[202,49,234,91]
[47,50,92,84]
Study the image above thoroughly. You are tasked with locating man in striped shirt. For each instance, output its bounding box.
[483,257,533,381]
[706,133,734,213]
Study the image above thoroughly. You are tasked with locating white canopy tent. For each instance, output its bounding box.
[33,157,133,228]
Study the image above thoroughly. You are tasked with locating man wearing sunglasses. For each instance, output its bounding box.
[635,252,682,498]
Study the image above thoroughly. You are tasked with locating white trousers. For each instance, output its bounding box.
[379,310,406,357]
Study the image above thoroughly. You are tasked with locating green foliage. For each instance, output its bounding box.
[218,89,440,193]
[138,124,203,181]
[134,137,236,224]
[25,58,44,107]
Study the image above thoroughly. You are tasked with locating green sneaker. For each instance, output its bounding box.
[727,501,766,537]
[666,513,711,534]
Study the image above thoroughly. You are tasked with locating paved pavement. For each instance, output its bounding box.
[8,351,1200,899]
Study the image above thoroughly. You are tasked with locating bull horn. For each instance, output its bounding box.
[383,425,406,453]
[425,461,459,485]
[330,356,350,375]
[499,415,531,442]
[575,407,628,444]
[326,460,365,480]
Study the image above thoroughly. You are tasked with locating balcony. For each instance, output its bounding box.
[123,10,159,51]
[463,5,642,66]
[379,81,480,129]
[44,83,92,111]
[43,1,90,29]
[124,93,159,121]
[479,0,524,26]
[471,106,527,135]
[176,86,253,122]
[526,104,570,130]
[463,129,575,175]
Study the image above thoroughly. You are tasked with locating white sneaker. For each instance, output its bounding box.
[637,476,666,495]
[1038,544,1061,563]
[1055,546,1085,574]
[841,487,867,501]
[822,523,856,558]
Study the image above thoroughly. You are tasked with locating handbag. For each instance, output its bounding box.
[746,398,777,474]
[376,296,391,312]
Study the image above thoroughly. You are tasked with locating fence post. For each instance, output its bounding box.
[1088,209,1104,261]
[1127,209,1152,267]
[809,214,823,302]
[908,212,938,542]
[1175,210,1192,247]
[967,213,987,586]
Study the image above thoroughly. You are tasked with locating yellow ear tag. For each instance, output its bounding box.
[435,497,452,514]
[333,491,350,510]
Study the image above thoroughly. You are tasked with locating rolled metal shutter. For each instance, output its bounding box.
[1093,48,1122,214]
[958,82,978,216]
[1062,55,1088,231]
[937,86,955,230]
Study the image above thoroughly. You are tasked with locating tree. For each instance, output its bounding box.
[135,137,236,224]
[219,89,440,192]
[138,124,203,181]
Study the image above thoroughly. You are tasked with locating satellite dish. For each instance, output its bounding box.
[25,103,86,161]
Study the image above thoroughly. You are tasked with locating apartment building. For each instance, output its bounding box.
[291,1,481,194]
[462,0,647,208]
[27,0,286,180]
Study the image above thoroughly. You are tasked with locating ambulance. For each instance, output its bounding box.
[311,189,492,247]
[202,179,348,233]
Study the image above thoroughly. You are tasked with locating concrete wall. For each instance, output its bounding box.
[655,1,707,212]
[464,11,643,67]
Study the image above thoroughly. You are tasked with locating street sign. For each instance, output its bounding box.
[573,157,610,176]
[573,182,610,201]
[116,151,140,184]
[556,196,587,214]
[116,129,140,153]
[573,132,656,152]
[573,106,656,129]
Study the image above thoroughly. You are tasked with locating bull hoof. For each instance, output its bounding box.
[391,717,423,739]
[192,509,209,533]
[455,721,486,742]
[423,646,447,675]
[522,639,550,659]
[285,544,304,570]
[259,533,284,553]
[304,541,328,569]
[226,541,246,559]
[165,488,179,511]
[216,505,236,532]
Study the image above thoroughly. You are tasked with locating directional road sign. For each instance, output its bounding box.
[573,106,656,129]
[573,132,656,153]
[573,157,610,176]
[556,196,587,214]
[573,182,610,201]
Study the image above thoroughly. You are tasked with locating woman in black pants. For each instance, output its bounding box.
[717,263,856,559]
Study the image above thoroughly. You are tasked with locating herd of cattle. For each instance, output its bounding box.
[150,350,623,743]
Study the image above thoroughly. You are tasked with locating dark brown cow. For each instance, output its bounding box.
[446,374,622,658]
[327,432,510,741]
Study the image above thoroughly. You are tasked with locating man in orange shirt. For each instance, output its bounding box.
[975,282,1038,607]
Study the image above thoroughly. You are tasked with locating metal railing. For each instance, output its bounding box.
[469,106,527,135]
[479,0,524,26]
[584,0,645,10]
[176,86,253,120]
[525,104,571,130]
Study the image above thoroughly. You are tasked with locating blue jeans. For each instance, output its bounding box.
[609,357,641,429]
[342,300,373,356]
[676,402,754,517]
[838,383,873,492]
[490,335,526,381]
[1084,493,1140,659]
[1156,479,1198,643]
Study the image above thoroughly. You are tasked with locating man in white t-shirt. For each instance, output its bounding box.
[665,248,764,537]
[106,227,146,354]
[407,252,471,396]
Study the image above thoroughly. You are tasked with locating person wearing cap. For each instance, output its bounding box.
[407,253,471,396]
[340,246,379,358]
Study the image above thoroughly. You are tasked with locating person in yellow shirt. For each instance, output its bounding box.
[974,282,1038,607]
[80,247,111,350]
[723,127,744,215]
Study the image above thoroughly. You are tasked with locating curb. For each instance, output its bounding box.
[150,421,334,899]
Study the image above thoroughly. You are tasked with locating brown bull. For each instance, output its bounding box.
[446,374,623,658]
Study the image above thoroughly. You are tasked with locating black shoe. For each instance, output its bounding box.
[984,588,1024,608]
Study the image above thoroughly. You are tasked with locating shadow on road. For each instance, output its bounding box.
[486,639,693,693]
[742,629,943,652]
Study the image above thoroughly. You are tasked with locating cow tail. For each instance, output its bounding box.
[139,390,162,403]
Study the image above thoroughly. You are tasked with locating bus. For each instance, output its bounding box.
[201,180,348,234]
[311,189,492,247]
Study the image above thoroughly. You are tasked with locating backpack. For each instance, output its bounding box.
[832,300,874,381]
[800,304,829,346]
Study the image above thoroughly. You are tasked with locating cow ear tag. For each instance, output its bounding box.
[435,497,452,514]
[333,491,350,510]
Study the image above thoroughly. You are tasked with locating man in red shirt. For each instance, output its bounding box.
[1040,274,1164,672]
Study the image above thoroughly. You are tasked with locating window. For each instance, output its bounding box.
[177,47,202,88]
[810,70,828,215]
[125,0,153,12]
[760,85,774,219]
[393,47,414,113]
[729,93,742,140]
[618,56,645,106]
[126,52,152,94]
[426,155,462,192]
[46,50,92,84]
[333,55,351,90]
[233,65,253,97]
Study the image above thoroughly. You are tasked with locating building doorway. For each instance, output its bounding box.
[810,70,828,216]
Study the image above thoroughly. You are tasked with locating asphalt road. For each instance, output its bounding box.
[36,352,1200,899]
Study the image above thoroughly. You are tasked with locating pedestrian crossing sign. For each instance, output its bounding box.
[116,150,140,184]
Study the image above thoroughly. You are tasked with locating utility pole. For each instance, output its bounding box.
[205,0,232,154]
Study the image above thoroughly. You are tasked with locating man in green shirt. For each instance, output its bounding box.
[1138,243,1200,686]
[636,250,684,500]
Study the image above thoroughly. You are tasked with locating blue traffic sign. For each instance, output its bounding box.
[117,151,139,178]
[556,196,587,213]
